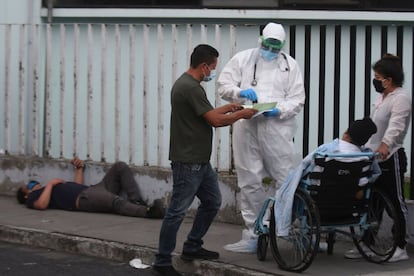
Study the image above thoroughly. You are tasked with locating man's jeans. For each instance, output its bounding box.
[154,162,222,266]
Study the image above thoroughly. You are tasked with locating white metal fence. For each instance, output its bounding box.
[1,21,413,175]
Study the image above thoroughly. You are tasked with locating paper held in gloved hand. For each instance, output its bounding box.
[242,102,277,118]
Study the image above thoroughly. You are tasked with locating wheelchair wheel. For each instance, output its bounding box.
[350,187,399,263]
[269,188,320,272]
[257,234,269,261]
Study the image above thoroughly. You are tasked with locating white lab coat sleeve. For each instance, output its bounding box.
[277,55,306,120]
[217,53,245,103]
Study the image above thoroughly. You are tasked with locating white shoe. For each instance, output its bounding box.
[318,241,328,252]
[224,238,257,253]
[223,229,257,253]
[388,247,409,263]
[344,244,374,259]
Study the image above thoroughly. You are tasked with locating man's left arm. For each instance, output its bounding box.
[203,103,257,127]
[71,157,84,184]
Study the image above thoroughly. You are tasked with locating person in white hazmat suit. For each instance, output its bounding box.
[217,22,306,253]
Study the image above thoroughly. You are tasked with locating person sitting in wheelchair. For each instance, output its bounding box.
[274,117,379,237]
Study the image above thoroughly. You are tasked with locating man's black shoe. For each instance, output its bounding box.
[152,265,182,276]
[146,199,165,219]
[181,247,219,261]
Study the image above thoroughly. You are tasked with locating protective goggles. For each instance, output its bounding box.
[26,180,40,190]
[260,36,284,53]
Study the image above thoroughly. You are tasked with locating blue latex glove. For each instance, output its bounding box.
[263,108,280,117]
[239,88,258,102]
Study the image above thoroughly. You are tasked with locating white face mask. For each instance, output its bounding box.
[203,69,216,82]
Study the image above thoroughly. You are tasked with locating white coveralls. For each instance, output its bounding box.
[217,47,306,249]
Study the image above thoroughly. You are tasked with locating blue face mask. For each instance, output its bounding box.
[26,180,39,190]
[203,69,216,82]
[260,49,279,61]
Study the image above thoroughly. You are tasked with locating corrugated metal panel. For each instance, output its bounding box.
[59,24,66,157]
[3,25,11,153]
[128,24,137,165]
[100,23,107,162]
[31,24,41,156]
[44,24,52,156]
[18,25,26,155]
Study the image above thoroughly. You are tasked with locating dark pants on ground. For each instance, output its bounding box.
[77,162,148,217]
[374,148,408,249]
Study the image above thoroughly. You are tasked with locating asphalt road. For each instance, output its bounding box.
[0,241,153,276]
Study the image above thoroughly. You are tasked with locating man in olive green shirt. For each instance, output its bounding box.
[152,44,257,276]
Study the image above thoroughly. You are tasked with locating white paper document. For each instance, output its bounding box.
[242,102,277,118]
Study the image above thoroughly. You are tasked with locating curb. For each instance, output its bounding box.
[0,224,279,276]
[0,224,154,263]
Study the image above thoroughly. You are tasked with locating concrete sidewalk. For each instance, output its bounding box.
[0,195,413,276]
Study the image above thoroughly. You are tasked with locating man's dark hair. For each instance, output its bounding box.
[347,117,377,146]
[373,53,404,87]
[190,44,219,68]
[16,187,26,204]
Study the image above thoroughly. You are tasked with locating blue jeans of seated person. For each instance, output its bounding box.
[154,162,222,266]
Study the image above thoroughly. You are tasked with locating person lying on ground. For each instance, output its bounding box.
[16,157,164,219]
